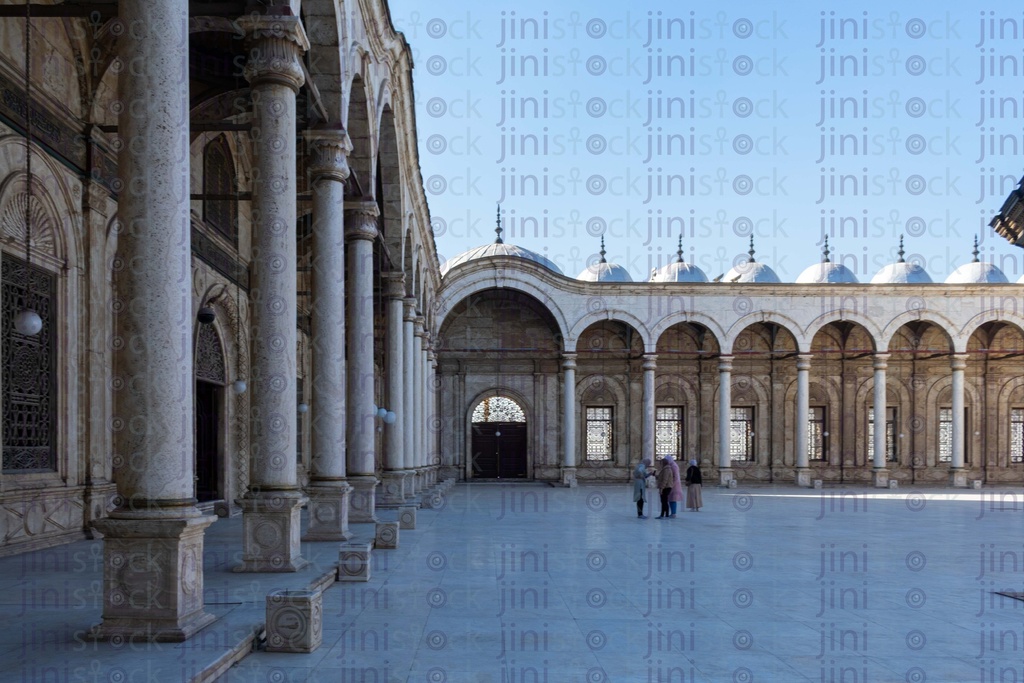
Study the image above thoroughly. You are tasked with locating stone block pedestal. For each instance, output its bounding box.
[88,513,217,642]
[234,492,308,572]
[795,469,812,488]
[303,484,352,542]
[348,475,379,523]
[949,468,968,488]
[871,469,889,488]
[378,472,409,507]
[338,542,373,582]
[561,467,577,488]
[375,522,399,549]
[398,506,417,529]
[421,490,444,509]
[266,589,323,653]
[718,468,735,487]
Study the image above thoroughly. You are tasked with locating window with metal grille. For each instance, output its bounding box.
[809,406,825,461]
[867,407,896,462]
[586,406,612,461]
[2,253,56,473]
[1012,409,1024,464]
[472,396,526,423]
[203,135,237,246]
[655,406,683,460]
[938,407,952,463]
[729,406,754,462]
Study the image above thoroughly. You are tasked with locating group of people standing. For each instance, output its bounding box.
[632,455,703,518]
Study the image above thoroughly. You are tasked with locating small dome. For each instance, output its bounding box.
[796,237,858,283]
[577,261,632,282]
[721,237,780,283]
[652,260,708,283]
[441,242,564,276]
[870,235,932,284]
[945,237,1009,283]
[650,236,708,282]
[440,205,564,277]
[797,262,859,283]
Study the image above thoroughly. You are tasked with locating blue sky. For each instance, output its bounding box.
[389,1,1024,283]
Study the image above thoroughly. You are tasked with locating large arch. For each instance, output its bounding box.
[569,310,652,352]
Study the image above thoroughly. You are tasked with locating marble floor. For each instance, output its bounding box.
[217,483,1024,683]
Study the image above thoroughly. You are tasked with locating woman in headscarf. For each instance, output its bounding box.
[685,459,703,512]
[633,458,652,518]
[664,455,684,517]
[655,456,673,518]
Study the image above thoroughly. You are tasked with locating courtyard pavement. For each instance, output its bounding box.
[1,482,1023,683]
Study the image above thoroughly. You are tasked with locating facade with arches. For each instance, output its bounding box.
[436,253,1024,488]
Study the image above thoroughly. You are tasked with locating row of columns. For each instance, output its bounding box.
[558,352,971,488]
[95,3,438,642]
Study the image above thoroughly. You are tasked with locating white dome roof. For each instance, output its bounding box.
[577,261,633,282]
[797,261,859,283]
[441,242,564,276]
[870,237,932,284]
[796,238,858,283]
[651,260,708,283]
[946,261,1008,284]
[871,261,932,284]
[723,260,780,283]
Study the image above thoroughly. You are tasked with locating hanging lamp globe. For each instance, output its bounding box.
[14,308,42,336]
[384,410,397,425]
[232,379,247,394]
[197,306,216,325]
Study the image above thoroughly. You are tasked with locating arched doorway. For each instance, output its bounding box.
[195,323,226,502]
[471,396,527,479]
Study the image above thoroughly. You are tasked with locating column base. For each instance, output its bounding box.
[234,491,308,572]
[871,469,889,488]
[89,512,217,643]
[560,467,578,488]
[378,471,410,507]
[949,468,968,488]
[795,468,812,488]
[347,475,379,523]
[83,482,119,539]
[718,468,735,487]
[302,483,352,542]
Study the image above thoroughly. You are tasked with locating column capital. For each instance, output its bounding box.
[950,353,969,371]
[796,353,812,371]
[718,355,734,372]
[239,14,309,92]
[413,316,426,336]
[344,202,379,241]
[403,297,417,319]
[384,272,407,300]
[562,353,577,369]
[305,128,352,184]
[642,354,658,371]
[872,353,890,370]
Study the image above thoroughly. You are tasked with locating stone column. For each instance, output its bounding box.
[950,353,968,487]
[427,347,439,484]
[642,354,657,461]
[871,353,890,487]
[379,274,408,505]
[302,128,352,541]
[233,14,309,573]
[420,333,432,485]
[402,298,418,499]
[90,0,216,641]
[413,317,425,490]
[795,353,812,487]
[718,356,734,485]
[345,202,379,522]
[561,354,577,486]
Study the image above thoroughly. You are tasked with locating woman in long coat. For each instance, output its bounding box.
[685,459,703,511]
[632,458,652,518]
[664,455,684,517]
[655,457,673,518]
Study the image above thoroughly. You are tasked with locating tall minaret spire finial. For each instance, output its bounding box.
[897,234,905,263]
[599,236,607,263]
[822,235,831,263]
[676,234,684,263]
[495,203,503,244]
[972,235,980,263]
[747,235,755,263]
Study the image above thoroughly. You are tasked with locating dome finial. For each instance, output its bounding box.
[495,203,503,244]
[599,235,607,263]
[972,235,980,263]
[676,234,684,263]
[822,235,831,263]
[747,235,756,263]
[897,234,905,263]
